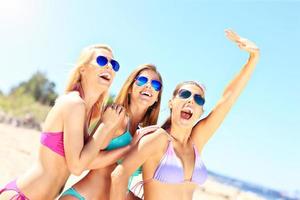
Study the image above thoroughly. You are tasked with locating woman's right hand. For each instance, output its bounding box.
[102,104,126,129]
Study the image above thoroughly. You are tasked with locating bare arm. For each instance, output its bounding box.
[192,29,260,151]
[87,145,131,169]
[63,100,125,175]
[110,128,167,200]
[87,125,161,170]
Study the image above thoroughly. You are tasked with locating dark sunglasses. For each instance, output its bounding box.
[177,89,205,106]
[96,55,120,72]
[135,76,162,92]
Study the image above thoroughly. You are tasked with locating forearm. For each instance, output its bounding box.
[110,166,129,200]
[73,124,116,174]
[223,52,259,101]
[87,145,131,169]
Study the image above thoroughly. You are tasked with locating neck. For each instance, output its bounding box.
[169,122,193,146]
[129,102,149,127]
[81,81,104,114]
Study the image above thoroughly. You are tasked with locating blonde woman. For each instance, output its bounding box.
[110,30,260,200]
[0,44,124,200]
[60,64,163,200]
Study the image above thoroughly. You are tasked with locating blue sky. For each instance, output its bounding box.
[0,0,299,193]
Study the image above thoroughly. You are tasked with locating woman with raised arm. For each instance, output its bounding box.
[110,30,260,200]
[0,44,124,200]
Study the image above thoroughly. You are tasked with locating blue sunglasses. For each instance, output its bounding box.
[96,55,120,72]
[177,89,205,106]
[135,76,162,92]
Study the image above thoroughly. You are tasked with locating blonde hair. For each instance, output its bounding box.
[161,81,205,130]
[114,64,163,127]
[65,44,113,121]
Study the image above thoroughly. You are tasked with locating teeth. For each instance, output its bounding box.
[141,91,152,97]
[99,72,111,80]
[182,107,193,114]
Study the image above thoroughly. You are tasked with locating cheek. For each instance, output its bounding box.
[194,107,204,118]
[131,85,141,96]
[172,98,183,108]
[153,92,160,101]
[111,71,116,80]
[85,68,97,80]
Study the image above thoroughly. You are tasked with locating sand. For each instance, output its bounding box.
[0,123,264,200]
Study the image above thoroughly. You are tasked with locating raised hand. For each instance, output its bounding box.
[225,29,259,54]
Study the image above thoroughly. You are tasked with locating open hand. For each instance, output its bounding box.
[225,29,259,54]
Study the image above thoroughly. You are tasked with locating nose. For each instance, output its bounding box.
[104,64,113,72]
[145,81,152,89]
[187,97,194,104]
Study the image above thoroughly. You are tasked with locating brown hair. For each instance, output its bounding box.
[64,44,113,121]
[114,64,163,127]
[161,81,205,130]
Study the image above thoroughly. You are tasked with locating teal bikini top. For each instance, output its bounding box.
[105,131,132,150]
[103,120,142,190]
[105,120,133,151]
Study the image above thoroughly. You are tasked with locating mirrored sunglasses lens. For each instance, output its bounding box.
[194,95,205,106]
[179,90,191,99]
[96,56,108,66]
[111,60,120,72]
[136,76,148,86]
[151,80,162,91]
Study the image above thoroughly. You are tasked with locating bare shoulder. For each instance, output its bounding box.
[55,92,86,114]
[138,128,169,150]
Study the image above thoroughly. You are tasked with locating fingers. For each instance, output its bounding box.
[115,104,124,115]
[138,126,159,136]
[107,103,125,115]
[225,29,240,42]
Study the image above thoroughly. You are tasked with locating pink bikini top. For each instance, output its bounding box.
[40,131,65,157]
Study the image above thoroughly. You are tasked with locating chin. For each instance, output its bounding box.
[96,83,111,92]
[137,99,154,107]
[177,118,195,128]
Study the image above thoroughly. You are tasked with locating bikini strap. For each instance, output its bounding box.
[130,178,153,199]
[162,129,173,141]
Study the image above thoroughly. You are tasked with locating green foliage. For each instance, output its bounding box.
[0,71,116,124]
[0,94,50,122]
[107,94,115,105]
[10,71,58,106]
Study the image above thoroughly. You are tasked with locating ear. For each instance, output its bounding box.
[128,86,132,94]
[80,67,85,74]
[168,99,173,109]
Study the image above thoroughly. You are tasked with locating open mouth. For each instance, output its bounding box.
[180,107,193,120]
[140,91,153,97]
[98,72,111,81]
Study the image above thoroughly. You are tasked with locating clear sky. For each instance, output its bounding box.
[0,0,299,193]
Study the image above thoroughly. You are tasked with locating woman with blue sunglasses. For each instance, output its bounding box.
[0,44,125,200]
[110,29,260,200]
[60,64,163,200]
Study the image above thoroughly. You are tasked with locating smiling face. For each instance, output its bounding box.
[169,83,205,128]
[130,69,161,109]
[81,48,117,91]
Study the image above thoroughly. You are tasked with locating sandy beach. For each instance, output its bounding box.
[0,123,265,200]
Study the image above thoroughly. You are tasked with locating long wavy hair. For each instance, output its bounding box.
[114,64,163,127]
[64,44,113,122]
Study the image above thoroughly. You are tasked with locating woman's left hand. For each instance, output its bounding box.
[225,29,260,54]
[131,125,160,146]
